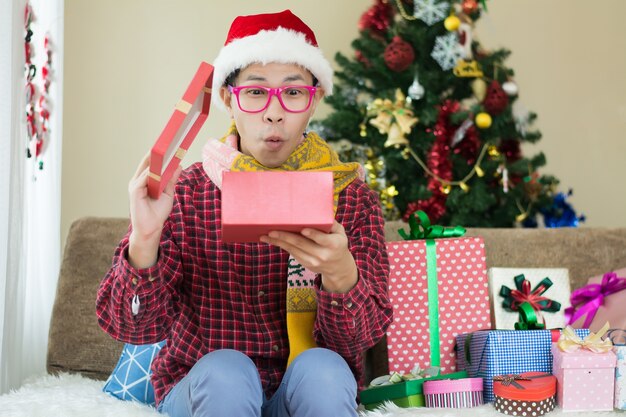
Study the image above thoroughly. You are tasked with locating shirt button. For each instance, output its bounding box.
[272,344,279,352]
[131,277,138,286]
[345,301,353,308]
[148,275,156,282]
[258,291,265,297]
[330,300,339,306]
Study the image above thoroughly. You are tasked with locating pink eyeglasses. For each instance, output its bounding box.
[227,85,318,113]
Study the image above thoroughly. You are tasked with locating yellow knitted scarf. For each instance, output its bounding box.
[202,123,363,366]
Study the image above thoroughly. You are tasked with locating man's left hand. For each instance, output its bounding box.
[260,221,358,294]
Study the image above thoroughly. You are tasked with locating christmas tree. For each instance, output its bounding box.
[315,0,583,227]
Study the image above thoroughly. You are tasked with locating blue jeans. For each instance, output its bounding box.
[157,348,358,417]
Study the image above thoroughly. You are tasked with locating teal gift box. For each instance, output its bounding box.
[360,371,467,411]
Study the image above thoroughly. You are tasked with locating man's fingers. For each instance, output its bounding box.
[163,165,183,197]
[133,152,151,179]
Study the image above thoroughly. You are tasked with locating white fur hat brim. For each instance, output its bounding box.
[212,27,334,111]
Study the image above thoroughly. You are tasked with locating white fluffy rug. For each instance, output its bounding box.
[361,401,625,416]
[0,373,160,417]
[1,373,623,417]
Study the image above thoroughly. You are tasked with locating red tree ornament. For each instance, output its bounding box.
[483,80,509,115]
[384,36,415,72]
[359,0,393,37]
[462,0,479,15]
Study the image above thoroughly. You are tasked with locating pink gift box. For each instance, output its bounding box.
[386,237,491,374]
[568,267,626,333]
[423,377,483,408]
[221,171,334,243]
[551,343,617,412]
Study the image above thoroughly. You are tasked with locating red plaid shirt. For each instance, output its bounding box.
[96,163,392,405]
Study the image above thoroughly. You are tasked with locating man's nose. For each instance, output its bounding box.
[263,93,284,123]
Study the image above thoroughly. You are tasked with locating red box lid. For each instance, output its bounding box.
[493,372,556,401]
[148,61,214,199]
[221,171,334,243]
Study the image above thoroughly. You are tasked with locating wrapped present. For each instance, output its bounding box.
[488,268,571,330]
[360,370,468,411]
[423,377,483,408]
[221,171,334,242]
[611,329,626,410]
[148,61,214,199]
[456,328,589,402]
[492,372,556,416]
[566,268,626,333]
[386,211,491,375]
[552,324,616,412]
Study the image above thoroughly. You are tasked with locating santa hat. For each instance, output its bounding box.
[212,10,334,109]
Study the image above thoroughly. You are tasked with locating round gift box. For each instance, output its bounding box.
[423,377,484,408]
[493,372,556,416]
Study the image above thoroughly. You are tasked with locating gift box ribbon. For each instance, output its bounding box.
[557,322,613,353]
[492,373,552,390]
[607,328,626,346]
[514,302,546,330]
[398,210,466,367]
[565,271,626,328]
[500,274,561,319]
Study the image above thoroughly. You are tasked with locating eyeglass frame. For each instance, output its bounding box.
[227,85,318,114]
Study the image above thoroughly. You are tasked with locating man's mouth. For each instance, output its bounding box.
[264,136,285,150]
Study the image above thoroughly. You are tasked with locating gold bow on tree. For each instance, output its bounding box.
[367,89,418,148]
[557,322,614,354]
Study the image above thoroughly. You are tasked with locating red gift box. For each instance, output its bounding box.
[493,372,556,416]
[221,171,334,243]
[148,61,214,199]
[386,227,491,375]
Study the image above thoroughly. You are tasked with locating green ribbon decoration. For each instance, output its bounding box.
[515,302,545,330]
[398,211,466,367]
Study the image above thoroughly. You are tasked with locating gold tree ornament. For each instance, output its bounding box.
[367,89,418,148]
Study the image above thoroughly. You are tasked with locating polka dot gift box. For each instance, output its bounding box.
[386,211,491,375]
[552,324,617,412]
[492,372,557,416]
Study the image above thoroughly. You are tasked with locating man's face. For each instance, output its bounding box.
[220,62,323,168]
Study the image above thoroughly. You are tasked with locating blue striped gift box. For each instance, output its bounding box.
[455,329,589,402]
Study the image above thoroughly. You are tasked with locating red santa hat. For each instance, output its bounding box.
[212,10,334,108]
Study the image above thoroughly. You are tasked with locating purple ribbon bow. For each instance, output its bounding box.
[565,272,626,328]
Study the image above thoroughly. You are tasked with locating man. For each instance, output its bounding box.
[97,10,392,417]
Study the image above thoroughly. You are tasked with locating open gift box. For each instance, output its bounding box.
[220,171,334,243]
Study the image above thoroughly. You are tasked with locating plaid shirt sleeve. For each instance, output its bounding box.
[313,180,393,374]
[96,203,185,345]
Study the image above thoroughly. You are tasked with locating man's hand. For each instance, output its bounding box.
[260,221,358,293]
[128,154,182,269]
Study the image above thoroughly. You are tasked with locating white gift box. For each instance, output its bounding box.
[488,268,571,330]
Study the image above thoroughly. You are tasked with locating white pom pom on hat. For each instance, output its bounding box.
[212,9,334,110]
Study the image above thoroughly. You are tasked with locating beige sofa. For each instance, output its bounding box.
[48,217,626,384]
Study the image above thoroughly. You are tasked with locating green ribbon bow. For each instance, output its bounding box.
[398,211,466,367]
[515,302,546,330]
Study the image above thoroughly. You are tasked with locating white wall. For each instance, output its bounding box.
[62,0,626,245]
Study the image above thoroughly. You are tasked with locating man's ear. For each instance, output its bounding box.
[219,85,234,114]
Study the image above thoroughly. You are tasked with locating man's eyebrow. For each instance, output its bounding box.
[242,74,307,83]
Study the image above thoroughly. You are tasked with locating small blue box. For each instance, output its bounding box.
[456,329,589,402]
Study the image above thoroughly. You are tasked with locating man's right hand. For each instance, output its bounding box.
[127,153,182,269]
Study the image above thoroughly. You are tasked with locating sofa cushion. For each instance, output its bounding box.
[47,217,130,380]
[103,341,165,406]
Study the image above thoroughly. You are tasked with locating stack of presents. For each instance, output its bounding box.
[361,211,626,415]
